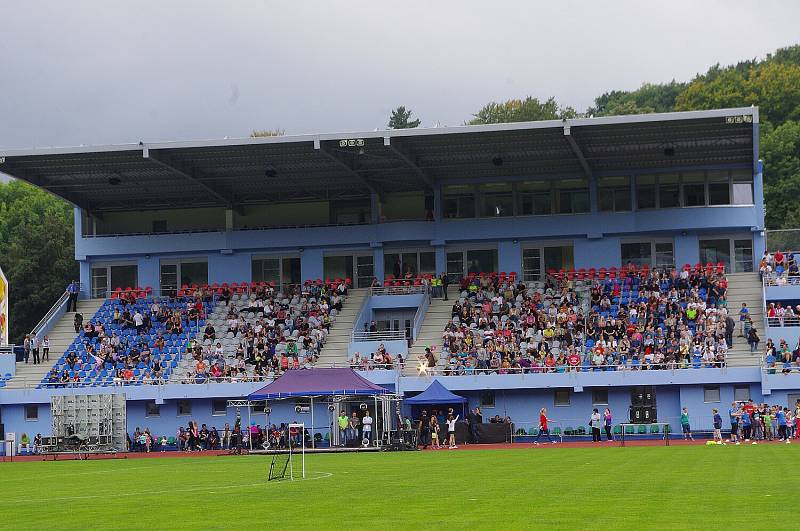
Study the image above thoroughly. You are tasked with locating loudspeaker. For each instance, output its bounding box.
[0,423,4,441]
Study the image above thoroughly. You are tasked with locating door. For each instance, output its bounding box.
[91,267,108,298]
[356,255,374,288]
[522,248,542,281]
[699,239,731,270]
[446,252,464,283]
[734,239,754,273]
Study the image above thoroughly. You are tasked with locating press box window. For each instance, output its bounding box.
[479,391,495,408]
[480,184,514,217]
[145,401,160,418]
[212,399,227,416]
[683,173,706,207]
[703,386,721,403]
[708,172,730,206]
[555,179,589,214]
[25,405,38,421]
[177,399,192,416]
[592,389,609,405]
[734,385,751,402]
[598,177,631,212]
[443,185,476,219]
[518,181,552,215]
[636,175,656,210]
[732,170,754,205]
[554,390,571,407]
[658,174,680,208]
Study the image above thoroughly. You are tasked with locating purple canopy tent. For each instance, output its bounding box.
[247,368,392,448]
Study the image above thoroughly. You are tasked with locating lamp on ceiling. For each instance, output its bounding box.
[108,176,121,186]
[265,167,277,178]
[491,156,504,166]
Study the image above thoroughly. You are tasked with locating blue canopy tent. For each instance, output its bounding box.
[404,380,467,419]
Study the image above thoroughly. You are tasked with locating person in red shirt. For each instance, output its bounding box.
[534,407,557,444]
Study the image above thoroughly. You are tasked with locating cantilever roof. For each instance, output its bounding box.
[0,107,758,213]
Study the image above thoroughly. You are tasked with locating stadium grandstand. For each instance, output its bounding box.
[3,106,800,452]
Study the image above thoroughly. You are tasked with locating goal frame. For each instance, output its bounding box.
[288,422,306,480]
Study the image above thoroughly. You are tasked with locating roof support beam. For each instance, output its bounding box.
[383,137,434,188]
[143,147,243,214]
[563,124,593,179]
[314,141,383,200]
[0,160,97,214]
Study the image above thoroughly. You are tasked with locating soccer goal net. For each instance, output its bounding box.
[268,423,306,481]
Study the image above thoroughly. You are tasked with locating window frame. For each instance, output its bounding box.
[24,405,39,421]
[212,399,227,416]
[479,391,496,409]
[145,401,161,418]
[554,389,571,407]
[591,389,609,406]
[177,399,192,417]
[703,385,721,403]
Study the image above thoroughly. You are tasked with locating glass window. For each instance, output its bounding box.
[443,186,476,218]
[180,262,208,287]
[734,385,751,402]
[466,249,498,274]
[519,181,552,215]
[683,173,706,207]
[252,258,281,284]
[419,252,436,275]
[655,242,675,269]
[25,405,38,421]
[708,172,730,206]
[522,248,542,281]
[732,170,754,205]
[703,386,721,403]
[479,391,495,408]
[91,267,108,299]
[159,264,177,296]
[544,245,574,272]
[734,239,754,273]
[658,174,680,208]
[177,399,192,416]
[700,239,730,270]
[355,255,374,288]
[446,252,464,283]
[554,390,571,407]
[212,399,227,416]
[621,242,653,267]
[145,401,160,417]
[110,265,138,291]
[480,184,514,217]
[599,177,631,212]
[556,179,589,214]
[636,175,656,209]
[592,389,609,405]
[323,255,354,281]
[282,257,301,286]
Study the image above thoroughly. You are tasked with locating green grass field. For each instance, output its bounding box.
[2,445,796,530]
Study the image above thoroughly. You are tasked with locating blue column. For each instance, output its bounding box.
[79,260,90,299]
[372,246,385,281]
[300,249,324,282]
[589,177,598,214]
[433,185,442,221]
[674,234,700,269]
[498,240,522,275]
[137,256,160,295]
[435,246,447,276]
[208,253,251,285]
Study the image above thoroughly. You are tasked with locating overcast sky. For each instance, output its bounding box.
[0,0,798,150]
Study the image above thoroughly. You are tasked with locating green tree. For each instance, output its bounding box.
[761,120,800,228]
[0,180,77,343]
[589,81,686,117]
[468,96,577,125]
[387,106,421,129]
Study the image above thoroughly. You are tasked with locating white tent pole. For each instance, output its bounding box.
[247,406,252,451]
[310,396,315,449]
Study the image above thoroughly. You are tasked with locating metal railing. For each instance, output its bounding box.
[30,290,70,336]
[407,362,732,377]
[369,285,429,296]
[762,274,800,286]
[766,316,800,327]
[351,330,408,341]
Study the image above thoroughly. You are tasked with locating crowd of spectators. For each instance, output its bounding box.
[350,343,404,370]
[43,295,210,387]
[726,399,800,443]
[177,281,347,383]
[760,250,800,284]
[427,264,733,375]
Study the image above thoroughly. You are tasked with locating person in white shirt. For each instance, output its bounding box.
[446,414,460,449]
[42,335,51,362]
[362,411,373,445]
[133,311,144,333]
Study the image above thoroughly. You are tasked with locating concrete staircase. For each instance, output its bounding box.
[4,299,106,389]
[402,289,454,375]
[316,289,369,368]
[725,272,764,367]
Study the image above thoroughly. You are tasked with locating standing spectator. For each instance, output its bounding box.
[23,334,30,364]
[603,408,613,441]
[222,423,231,450]
[42,335,50,362]
[441,273,450,301]
[534,407,555,444]
[73,312,83,334]
[31,333,40,365]
[680,408,694,441]
[446,414,459,449]
[747,327,760,353]
[590,409,602,443]
[728,402,740,444]
[67,280,79,312]
[740,407,752,442]
[712,409,723,444]
[362,410,373,445]
[348,412,361,447]
[776,407,789,443]
[337,411,349,447]
[418,410,431,449]
[467,407,481,444]
[430,416,441,449]
[738,303,749,337]
[725,314,735,348]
